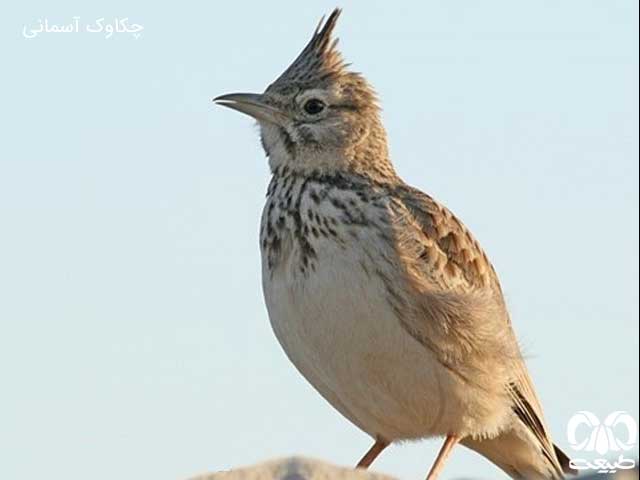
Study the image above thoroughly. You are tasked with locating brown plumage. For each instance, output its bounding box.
[215,8,574,480]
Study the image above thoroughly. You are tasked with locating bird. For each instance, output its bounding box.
[214,8,574,480]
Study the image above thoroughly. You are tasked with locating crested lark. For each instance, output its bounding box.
[214,9,573,480]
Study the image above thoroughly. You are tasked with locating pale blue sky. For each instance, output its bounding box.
[1,1,638,479]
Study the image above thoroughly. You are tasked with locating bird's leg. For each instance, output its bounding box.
[356,437,389,469]
[425,435,460,480]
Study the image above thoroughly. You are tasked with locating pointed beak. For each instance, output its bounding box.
[213,92,287,126]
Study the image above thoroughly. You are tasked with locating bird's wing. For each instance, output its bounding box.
[392,184,501,293]
[390,184,569,478]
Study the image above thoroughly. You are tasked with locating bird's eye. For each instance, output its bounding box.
[303,98,325,115]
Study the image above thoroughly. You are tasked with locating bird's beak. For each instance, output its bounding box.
[213,92,286,126]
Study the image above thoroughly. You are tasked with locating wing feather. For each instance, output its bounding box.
[392,184,568,477]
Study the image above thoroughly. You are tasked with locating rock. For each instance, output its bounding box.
[188,457,639,480]
[188,457,396,480]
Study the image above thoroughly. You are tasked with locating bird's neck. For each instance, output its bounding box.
[266,118,397,183]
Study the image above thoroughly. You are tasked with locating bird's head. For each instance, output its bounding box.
[214,9,395,180]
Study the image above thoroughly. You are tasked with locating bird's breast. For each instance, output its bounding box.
[258,174,457,439]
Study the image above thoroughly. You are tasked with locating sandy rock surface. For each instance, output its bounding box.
[188,456,639,480]
[188,457,395,480]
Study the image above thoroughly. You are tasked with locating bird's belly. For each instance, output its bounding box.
[262,239,455,440]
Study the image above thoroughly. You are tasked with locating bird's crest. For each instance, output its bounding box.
[270,8,347,87]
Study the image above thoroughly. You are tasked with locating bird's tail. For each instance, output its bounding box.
[462,422,575,479]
